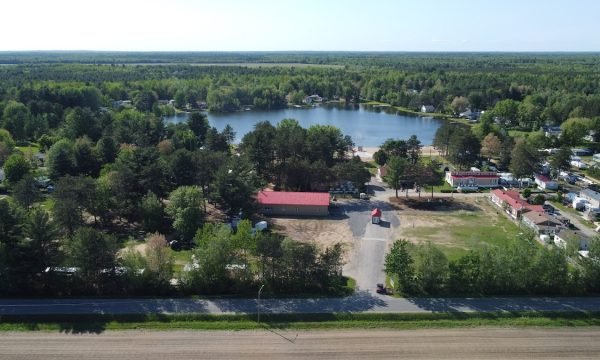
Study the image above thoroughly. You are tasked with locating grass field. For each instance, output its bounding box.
[1,311,599,332]
[399,198,524,259]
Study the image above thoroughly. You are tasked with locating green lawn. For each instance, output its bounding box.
[1,311,600,331]
[401,200,524,260]
[15,143,41,154]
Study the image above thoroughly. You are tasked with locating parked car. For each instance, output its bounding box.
[376,283,392,295]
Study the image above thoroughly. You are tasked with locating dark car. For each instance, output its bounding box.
[376,283,392,295]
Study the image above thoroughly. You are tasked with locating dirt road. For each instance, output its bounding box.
[1,328,599,359]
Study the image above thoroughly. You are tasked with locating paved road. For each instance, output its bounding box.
[2,329,600,359]
[547,202,596,238]
[2,294,600,315]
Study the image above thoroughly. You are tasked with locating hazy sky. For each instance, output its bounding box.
[2,0,599,51]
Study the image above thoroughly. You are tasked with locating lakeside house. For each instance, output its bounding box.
[257,190,330,217]
[490,189,544,219]
[303,94,324,105]
[521,211,563,236]
[534,174,558,190]
[459,108,483,121]
[445,171,499,188]
[420,104,435,113]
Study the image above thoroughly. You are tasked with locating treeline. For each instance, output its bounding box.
[0,208,344,296]
[3,53,600,119]
[432,112,600,180]
[3,51,600,70]
[385,239,600,296]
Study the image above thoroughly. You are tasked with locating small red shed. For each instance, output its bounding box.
[371,208,382,224]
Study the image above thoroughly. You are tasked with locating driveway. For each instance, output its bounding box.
[341,177,401,291]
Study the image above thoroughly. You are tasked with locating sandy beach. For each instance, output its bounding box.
[354,145,438,160]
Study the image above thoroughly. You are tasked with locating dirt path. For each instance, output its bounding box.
[1,328,599,359]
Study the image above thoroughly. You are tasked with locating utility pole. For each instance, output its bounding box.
[257,284,264,325]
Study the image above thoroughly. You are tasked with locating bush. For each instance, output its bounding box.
[530,194,546,205]
[522,188,532,198]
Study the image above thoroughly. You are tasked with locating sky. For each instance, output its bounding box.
[1,0,599,52]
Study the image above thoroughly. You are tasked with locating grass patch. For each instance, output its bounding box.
[2,311,600,332]
[365,161,378,175]
[402,201,524,260]
[508,130,530,138]
[15,143,41,155]
[423,181,454,193]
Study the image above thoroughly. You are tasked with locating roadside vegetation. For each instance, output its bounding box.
[385,235,600,297]
[1,311,600,332]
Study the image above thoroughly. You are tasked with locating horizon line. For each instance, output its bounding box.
[2,50,600,54]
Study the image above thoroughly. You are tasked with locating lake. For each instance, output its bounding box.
[164,104,442,146]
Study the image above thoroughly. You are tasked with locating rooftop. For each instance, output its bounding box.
[580,188,600,201]
[449,171,499,179]
[535,174,553,183]
[555,229,591,242]
[522,211,561,226]
[257,190,330,207]
[491,189,544,213]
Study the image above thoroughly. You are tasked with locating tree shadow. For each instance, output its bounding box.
[214,290,387,315]
[377,220,391,228]
[0,298,211,334]
[405,296,600,313]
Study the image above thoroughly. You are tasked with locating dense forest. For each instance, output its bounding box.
[1,52,600,297]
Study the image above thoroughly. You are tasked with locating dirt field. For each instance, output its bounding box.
[1,328,599,359]
[272,217,355,260]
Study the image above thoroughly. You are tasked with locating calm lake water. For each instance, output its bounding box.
[164,104,442,146]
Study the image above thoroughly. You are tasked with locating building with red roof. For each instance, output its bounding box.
[257,190,330,217]
[534,174,559,190]
[490,189,544,219]
[445,171,499,188]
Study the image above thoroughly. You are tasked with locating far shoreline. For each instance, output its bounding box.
[354,145,437,160]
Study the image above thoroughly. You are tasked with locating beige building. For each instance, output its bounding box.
[521,211,563,236]
[445,171,499,188]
